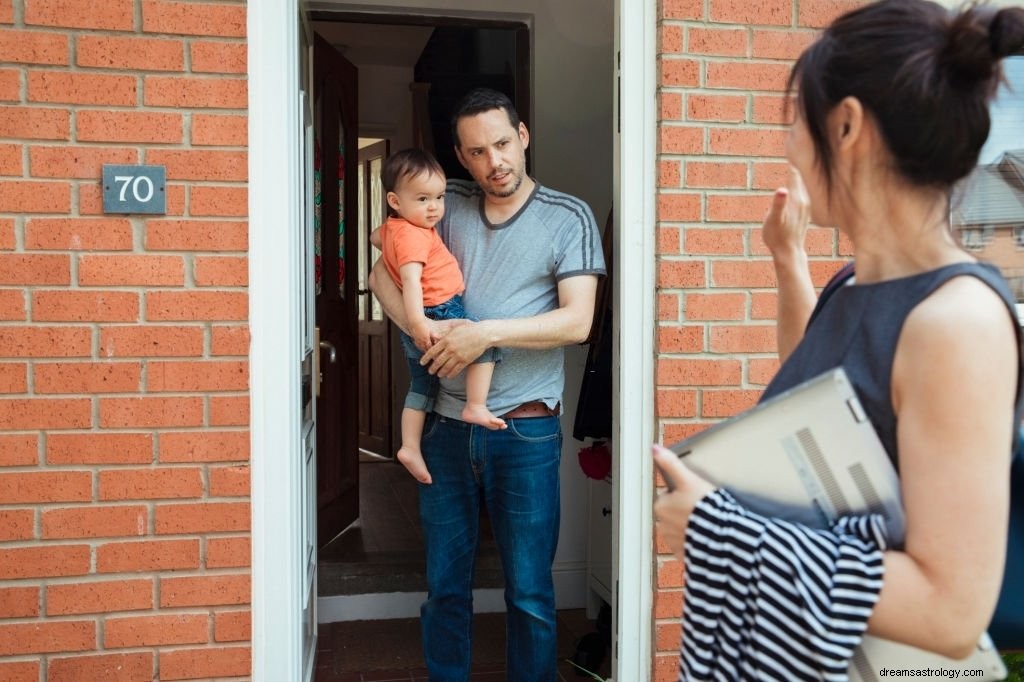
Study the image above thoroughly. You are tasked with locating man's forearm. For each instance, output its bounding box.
[476,306,592,351]
[368,260,410,334]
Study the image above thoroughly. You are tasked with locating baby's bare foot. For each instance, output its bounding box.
[397,446,432,484]
[462,404,507,430]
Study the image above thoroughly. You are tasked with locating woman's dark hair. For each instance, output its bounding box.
[381,148,445,216]
[789,0,1024,191]
[449,87,521,149]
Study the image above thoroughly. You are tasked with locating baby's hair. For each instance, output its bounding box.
[381,148,445,195]
[788,0,1024,191]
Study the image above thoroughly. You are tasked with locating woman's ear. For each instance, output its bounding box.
[832,96,864,152]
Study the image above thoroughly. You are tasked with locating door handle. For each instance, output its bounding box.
[319,340,337,364]
[357,288,370,295]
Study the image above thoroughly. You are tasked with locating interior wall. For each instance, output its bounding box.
[312,0,615,604]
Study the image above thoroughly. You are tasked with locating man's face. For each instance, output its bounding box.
[454,108,530,199]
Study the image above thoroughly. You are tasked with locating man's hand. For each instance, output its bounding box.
[420,319,492,379]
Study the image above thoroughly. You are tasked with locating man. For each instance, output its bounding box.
[368,87,605,680]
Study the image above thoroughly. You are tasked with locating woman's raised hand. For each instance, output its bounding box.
[762,165,811,257]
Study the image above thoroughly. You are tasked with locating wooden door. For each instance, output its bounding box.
[356,140,392,458]
[313,33,360,546]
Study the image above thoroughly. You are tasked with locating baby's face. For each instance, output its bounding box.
[390,170,446,229]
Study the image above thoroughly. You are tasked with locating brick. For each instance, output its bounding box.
[28,71,136,106]
[798,0,864,28]
[659,160,680,189]
[99,467,203,500]
[194,255,248,287]
[685,161,746,188]
[657,326,704,353]
[752,29,816,59]
[0,28,68,64]
[662,421,716,444]
[76,110,182,145]
[160,574,250,607]
[32,290,139,322]
[656,620,683,650]
[99,396,204,428]
[0,398,90,429]
[658,292,680,321]
[144,75,246,108]
[209,396,248,425]
[146,219,248,251]
[189,185,248,216]
[29,144,137,179]
[0,105,70,139]
[687,27,746,56]
[702,388,763,417]
[79,255,184,286]
[209,465,249,497]
[0,509,34,541]
[659,126,702,154]
[0,622,92,655]
[659,92,682,122]
[653,587,684,618]
[47,432,153,465]
[657,358,742,386]
[0,67,17,101]
[706,62,791,92]
[33,361,141,394]
[749,357,780,384]
[0,217,13,247]
[657,259,705,288]
[686,94,746,123]
[657,556,684,588]
[0,545,90,579]
[711,260,777,287]
[191,113,247,146]
[42,505,148,539]
[0,288,25,320]
[709,0,791,25]
[655,653,684,680]
[48,652,153,682]
[0,143,21,175]
[660,24,682,54]
[191,40,246,73]
[707,193,774,222]
[146,291,248,321]
[105,613,207,648]
[211,325,249,356]
[0,1,9,23]
[0,470,91,503]
[146,149,247,182]
[77,34,184,71]
[0,661,38,682]
[97,538,199,573]
[0,433,37,466]
[26,0,133,30]
[685,292,747,320]
[206,536,250,568]
[684,227,745,255]
[0,361,26,392]
[751,291,777,319]
[156,501,249,534]
[46,579,153,615]
[148,360,248,392]
[655,388,697,418]
[752,160,790,189]
[0,327,90,357]
[0,180,71,213]
[0,586,38,617]
[658,226,681,255]
[214,610,250,642]
[660,58,699,87]
[710,325,776,353]
[143,1,246,37]
[663,0,703,19]
[709,127,787,156]
[26,217,133,250]
[100,325,204,358]
[657,193,701,222]
[0,254,68,285]
[159,645,250,681]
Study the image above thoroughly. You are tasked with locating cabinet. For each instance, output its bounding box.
[586,476,613,618]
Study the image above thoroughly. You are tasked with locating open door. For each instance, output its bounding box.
[313,33,360,546]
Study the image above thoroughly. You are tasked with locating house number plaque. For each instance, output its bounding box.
[102,164,167,214]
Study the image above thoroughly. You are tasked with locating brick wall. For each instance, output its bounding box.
[0,1,250,680]
[653,0,863,678]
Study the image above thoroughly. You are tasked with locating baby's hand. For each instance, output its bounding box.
[411,321,433,353]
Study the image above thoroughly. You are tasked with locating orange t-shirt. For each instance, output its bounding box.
[380,216,464,307]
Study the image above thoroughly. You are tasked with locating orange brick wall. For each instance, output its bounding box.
[653,0,863,677]
[0,1,251,680]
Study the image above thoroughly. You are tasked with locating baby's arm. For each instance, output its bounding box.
[369,225,383,249]
[399,262,432,352]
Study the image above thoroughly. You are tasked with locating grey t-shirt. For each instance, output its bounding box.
[433,179,606,419]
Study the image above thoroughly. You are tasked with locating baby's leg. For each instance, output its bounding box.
[461,362,506,430]
[398,407,432,484]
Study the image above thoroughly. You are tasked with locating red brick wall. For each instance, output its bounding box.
[0,1,250,680]
[653,0,863,677]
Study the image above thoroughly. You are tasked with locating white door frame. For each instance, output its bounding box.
[247,0,657,678]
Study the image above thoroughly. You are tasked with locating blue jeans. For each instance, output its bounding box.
[418,412,562,681]
[399,294,499,412]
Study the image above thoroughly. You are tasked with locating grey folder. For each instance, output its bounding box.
[667,367,1007,681]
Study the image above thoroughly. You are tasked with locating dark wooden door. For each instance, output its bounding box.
[313,33,359,547]
[356,140,393,458]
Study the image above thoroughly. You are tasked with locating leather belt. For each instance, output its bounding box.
[502,400,561,419]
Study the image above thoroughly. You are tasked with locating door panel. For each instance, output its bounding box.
[313,33,360,546]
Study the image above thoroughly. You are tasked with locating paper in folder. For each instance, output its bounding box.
[666,367,1007,681]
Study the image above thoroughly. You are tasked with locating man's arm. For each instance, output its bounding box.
[420,274,599,379]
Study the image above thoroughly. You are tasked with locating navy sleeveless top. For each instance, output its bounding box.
[761,261,1024,647]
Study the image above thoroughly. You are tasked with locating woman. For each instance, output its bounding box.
[653,0,1024,677]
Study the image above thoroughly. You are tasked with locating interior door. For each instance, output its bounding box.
[356,140,392,458]
[313,33,360,546]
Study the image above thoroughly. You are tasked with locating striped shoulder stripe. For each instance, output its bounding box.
[533,187,600,271]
